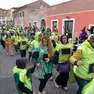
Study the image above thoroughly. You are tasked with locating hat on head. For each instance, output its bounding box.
[16,58,27,69]
[81,26,86,32]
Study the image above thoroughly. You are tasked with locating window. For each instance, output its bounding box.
[18,13,20,17]
[20,12,22,17]
[52,21,58,30]
[3,21,5,24]
[64,20,73,34]
[19,11,24,17]
[22,11,24,17]
[41,19,46,28]
[19,12,21,17]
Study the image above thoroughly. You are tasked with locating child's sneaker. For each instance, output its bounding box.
[49,76,53,81]
[54,80,60,88]
[38,91,42,94]
[33,91,36,94]
[11,54,14,56]
[38,90,46,94]
[63,86,68,91]
[42,90,46,94]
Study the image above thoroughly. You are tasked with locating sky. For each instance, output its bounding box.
[0,0,71,9]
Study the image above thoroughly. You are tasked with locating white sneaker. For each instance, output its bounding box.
[42,90,46,94]
[63,86,68,91]
[54,80,60,88]
[49,76,53,81]
[11,54,14,56]
[38,91,42,94]
[33,91,36,94]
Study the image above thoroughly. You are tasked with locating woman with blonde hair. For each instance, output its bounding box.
[33,36,54,94]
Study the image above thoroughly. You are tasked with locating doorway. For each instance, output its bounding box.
[41,19,46,28]
[64,20,73,34]
[62,18,75,38]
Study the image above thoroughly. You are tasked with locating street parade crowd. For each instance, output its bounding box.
[0,25,94,94]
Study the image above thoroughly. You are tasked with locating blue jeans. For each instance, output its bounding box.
[75,75,89,94]
[20,50,26,57]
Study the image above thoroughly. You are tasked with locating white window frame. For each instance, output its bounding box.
[88,24,94,35]
[62,18,75,38]
[51,19,58,32]
[88,24,94,29]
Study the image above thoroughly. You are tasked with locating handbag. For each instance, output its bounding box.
[57,62,70,73]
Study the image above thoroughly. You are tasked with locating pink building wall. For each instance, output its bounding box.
[14,8,30,27]
[46,10,94,37]
[14,14,21,27]
[23,9,29,27]
[14,0,50,28]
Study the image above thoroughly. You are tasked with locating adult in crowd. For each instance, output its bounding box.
[70,34,94,94]
[54,35,72,91]
[33,36,54,94]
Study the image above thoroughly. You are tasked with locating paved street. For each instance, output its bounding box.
[0,45,78,94]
